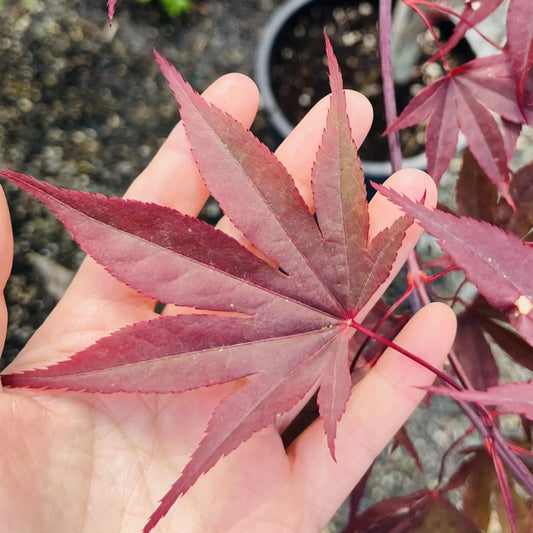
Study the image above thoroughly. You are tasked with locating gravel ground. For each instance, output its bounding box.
[1,2,532,532]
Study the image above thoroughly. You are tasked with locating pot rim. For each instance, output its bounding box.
[254,0,450,178]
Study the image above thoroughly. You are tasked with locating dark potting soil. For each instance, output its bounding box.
[269,0,475,161]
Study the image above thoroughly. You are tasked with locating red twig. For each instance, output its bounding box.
[348,317,462,390]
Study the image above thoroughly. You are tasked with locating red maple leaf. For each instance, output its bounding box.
[0,37,413,531]
[377,184,533,348]
[386,53,533,208]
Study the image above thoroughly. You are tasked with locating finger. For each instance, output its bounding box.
[0,186,13,355]
[356,169,437,319]
[276,90,373,208]
[289,302,457,530]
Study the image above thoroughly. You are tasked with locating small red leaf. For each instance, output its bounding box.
[387,57,520,200]
[107,0,117,24]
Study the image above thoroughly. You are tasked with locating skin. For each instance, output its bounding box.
[0,74,456,532]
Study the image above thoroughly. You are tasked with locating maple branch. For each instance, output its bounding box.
[379,0,402,173]
[446,347,475,390]
[488,439,518,533]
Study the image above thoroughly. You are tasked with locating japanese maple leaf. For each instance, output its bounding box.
[0,37,411,532]
[377,184,533,348]
[386,53,533,207]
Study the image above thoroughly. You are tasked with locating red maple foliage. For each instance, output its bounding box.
[3,0,533,532]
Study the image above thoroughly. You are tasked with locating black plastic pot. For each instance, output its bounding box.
[255,0,474,180]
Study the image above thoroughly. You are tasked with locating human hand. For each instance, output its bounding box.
[0,74,456,532]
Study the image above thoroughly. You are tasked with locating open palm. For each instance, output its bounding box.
[0,74,456,532]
